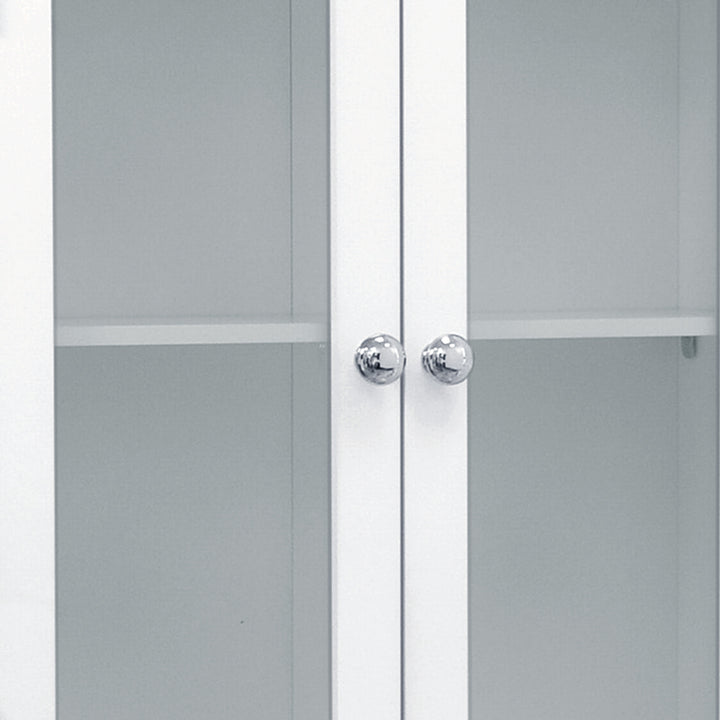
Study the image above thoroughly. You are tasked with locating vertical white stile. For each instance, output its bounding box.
[403,1,469,719]
[0,1,404,717]
[330,2,402,720]
[0,2,55,718]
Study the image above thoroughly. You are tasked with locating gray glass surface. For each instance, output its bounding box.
[53,1,330,718]
[467,1,719,717]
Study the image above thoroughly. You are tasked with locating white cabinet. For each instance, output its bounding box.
[403,2,719,719]
[0,1,717,718]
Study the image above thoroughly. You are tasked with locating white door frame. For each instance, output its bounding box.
[402,1,469,719]
[0,1,56,718]
[330,1,402,718]
[0,0,403,717]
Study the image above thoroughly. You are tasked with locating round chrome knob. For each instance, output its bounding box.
[422,334,474,385]
[355,334,406,385]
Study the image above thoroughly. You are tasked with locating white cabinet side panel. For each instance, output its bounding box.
[330,2,401,719]
[403,1,469,719]
[679,0,718,310]
[0,2,55,718]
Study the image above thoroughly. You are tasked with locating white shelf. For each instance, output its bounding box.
[55,317,327,347]
[469,311,716,340]
[56,311,715,347]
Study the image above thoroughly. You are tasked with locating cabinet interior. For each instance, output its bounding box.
[469,337,717,719]
[467,0,718,718]
[51,0,718,718]
[52,0,328,328]
[53,1,331,718]
[468,0,717,323]
[55,345,329,719]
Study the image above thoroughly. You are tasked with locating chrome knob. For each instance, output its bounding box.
[422,334,474,385]
[355,334,406,385]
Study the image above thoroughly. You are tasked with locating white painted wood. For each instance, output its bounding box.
[469,338,681,719]
[0,1,55,718]
[53,0,295,321]
[291,345,331,720]
[330,1,401,719]
[677,336,718,719]
[678,0,718,311]
[54,310,714,348]
[402,1,468,719]
[468,0,680,316]
[55,346,298,718]
[55,317,327,346]
[291,0,330,318]
[469,311,715,340]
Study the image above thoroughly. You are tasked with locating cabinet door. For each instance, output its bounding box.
[0,1,401,718]
[403,1,718,718]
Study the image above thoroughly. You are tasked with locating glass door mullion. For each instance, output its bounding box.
[331,1,403,719]
[402,2,469,719]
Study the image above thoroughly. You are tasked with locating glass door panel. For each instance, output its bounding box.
[52,1,329,717]
[467,1,718,718]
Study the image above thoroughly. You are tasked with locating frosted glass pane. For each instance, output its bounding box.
[467,1,718,718]
[53,2,330,718]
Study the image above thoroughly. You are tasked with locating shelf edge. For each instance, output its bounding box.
[469,314,716,340]
[55,321,328,347]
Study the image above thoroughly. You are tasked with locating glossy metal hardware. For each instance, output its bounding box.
[355,334,406,385]
[422,334,474,385]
